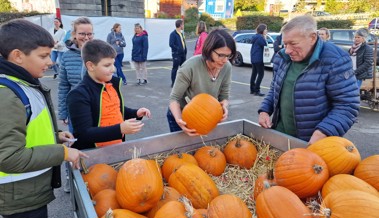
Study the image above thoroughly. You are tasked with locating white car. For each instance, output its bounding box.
[232,32,279,67]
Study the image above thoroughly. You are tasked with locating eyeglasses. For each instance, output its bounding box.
[213,50,233,60]
[77,32,94,37]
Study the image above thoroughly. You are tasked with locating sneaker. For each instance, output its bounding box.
[123,81,127,85]
[136,79,141,85]
[63,178,70,193]
[254,92,265,96]
[141,79,147,85]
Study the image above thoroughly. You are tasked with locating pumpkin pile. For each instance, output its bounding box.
[79,135,379,218]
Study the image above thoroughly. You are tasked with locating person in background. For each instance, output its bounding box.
[273,22,287,55]
[258,15,360,145]
[67,39,151,150]
[348,28,373,89]
[249,23,268,96]
[50,18,67,79]
[131,23,149,85]
[107,23,127,85]
[318,27,330,41]
[169,19,187,87]
[193,21,208,55]
[0,19,87,218]
[167,29,236,135]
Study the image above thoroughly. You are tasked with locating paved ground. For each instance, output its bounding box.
[2,40,378,218]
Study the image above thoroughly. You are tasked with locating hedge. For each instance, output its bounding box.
[236,15,284,32]
[0,12,46,24]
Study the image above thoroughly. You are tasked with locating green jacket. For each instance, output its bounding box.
[0,58,65,215]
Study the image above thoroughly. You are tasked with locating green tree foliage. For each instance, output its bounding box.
[234,0,263,11]
[0,0,16,12]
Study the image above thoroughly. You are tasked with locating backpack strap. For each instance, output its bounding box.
[0,78,32,124]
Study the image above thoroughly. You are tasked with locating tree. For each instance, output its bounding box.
[234,0,263,11]
[0,0,16,12]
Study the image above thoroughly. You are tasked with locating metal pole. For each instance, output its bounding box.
[373,36,377,99]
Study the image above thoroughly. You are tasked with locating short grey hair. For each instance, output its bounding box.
[355,28,369,40]
[281,15,317,36]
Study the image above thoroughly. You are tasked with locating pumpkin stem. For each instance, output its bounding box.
[235,137,241,148]
[104,208,114,218]
[80,158,89,174]
[263,181,271,190]
[179,196,195,218]
[267,168,274,180]
[184,96,191,104]
[313,165,324,174]
[323,208,331,218]
[208,147,217,157]
[346,145,354,152]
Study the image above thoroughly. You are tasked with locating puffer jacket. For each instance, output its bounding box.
[258,39,360,141]
[58,43,84,120]
[132,30,149,62]
[349,42,373,80]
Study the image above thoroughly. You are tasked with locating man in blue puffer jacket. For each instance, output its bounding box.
[258,15,360,144]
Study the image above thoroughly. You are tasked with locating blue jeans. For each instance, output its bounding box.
[114,53,126,83]
[51,50,64,74]
[166,108,182,132]
[2,205,47,218]
[171,55,186,87]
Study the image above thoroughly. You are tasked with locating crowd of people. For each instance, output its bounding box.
[0,14,373,217]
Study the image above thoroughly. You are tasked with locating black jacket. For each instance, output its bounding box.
[350,42,374,80]
[169,30,187,57]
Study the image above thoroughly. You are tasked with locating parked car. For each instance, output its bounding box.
[306,11,331,16]
[232,32,280,67]
[328,29,379,65]
[368,18,379,30]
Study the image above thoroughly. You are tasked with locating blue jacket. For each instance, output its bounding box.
[250,34,267,64]
[258,39,360,141]
[132,30,149,62]
[169,29,187,57]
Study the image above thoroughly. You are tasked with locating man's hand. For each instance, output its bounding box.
[176,118,198,136]
[308,130,327,145]
[258,112,272,128]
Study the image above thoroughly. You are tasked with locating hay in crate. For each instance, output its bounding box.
[146,133,282,215]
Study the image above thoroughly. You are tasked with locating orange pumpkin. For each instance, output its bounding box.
[93,189,121,218]
[354,155,379,191]
[274,148,329,199]
[321,174,379,198]
[144,186,181,218]
[81,161,118,197]
[308,136,361,176]
[168,164,219,209]
[207,194,251,218]
[154,197,204,218]
[181,93,223,135]
[256,185,311,218]
[116,159,164,213]
[195,209,208,218]
[253,169,276,200]
[322,190,379,218]
[161,153,198,182]
[223,134,258,169]
[101,208,147,218]
[194,146,226,176]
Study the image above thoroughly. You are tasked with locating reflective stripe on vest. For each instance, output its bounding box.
[0,75,55,184]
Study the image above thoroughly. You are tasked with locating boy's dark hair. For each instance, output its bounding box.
[82,39,116,65]
[202,28,236,62]
[0,19,54,59]
[175,20,183,28]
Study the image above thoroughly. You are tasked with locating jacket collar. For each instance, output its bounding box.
[82,73,121,89]
[0,57,41,86]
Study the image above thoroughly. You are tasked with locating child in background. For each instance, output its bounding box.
[67,39,151,150]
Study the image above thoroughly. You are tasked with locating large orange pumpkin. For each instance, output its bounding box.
[194,146,226,176]
[274,148,329,199]
[101,208,147,218]
[81,161,118,197]
[322,190,379,218]
[207,194,251,218]
[116,159,164,213]
[154,197,204,218]
[93,189,121,218]
[144,186,181,218]
[321,174,379,198]
[181,93,223,135]
[168,164,219,209]
[354,155,379,191]
[308,136,361,176]
[223,134,258,169]
[161,153,198,182]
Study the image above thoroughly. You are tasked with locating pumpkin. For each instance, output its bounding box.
[223,134,258,169]
[161,153,198,182]
[354,155,379,191]
[101,208,147,218]
[308,136,361,176]
[116,159,164,213]
[93,189,121,218]
[145,186,181,218]
[321,174,379,198]
[195,209,208,218]
[253,169,276,200]
[274,148,329,199]
[80,160,118,197]
[255,184,311,218]
[207,194,251,218]
[181,93,223,135]
[168,164,219,209]
[154,197,204,218]
[322,190,379,218]
[194,146,226,176]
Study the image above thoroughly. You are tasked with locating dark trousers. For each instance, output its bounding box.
[250,62,265,93]
[171,55,186,87]
[166,108,182,132]
[115,53,126,82]
[2,205,48,218]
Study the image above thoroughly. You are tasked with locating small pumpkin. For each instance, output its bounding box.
[308,136,361,176]
[168,164,219,209]
[116,159,164,213]
[161,153,198,182]
[274,148,329,199]
[223,134,258,169]
[194,146,226,176]
[253,169,276,200]
[93,189,121,218]
[101,208,147,218]
[154,197,204,218]
[144,186,181,218]
[354,155,379,191]
[181,93,223,135]
[207,194,251,218]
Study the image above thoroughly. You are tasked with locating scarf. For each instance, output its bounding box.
[350,42,362,56]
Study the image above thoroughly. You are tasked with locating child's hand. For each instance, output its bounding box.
[58,131,74,144]
[66,148,89,169]
[120,118,144,134]
[137,108,151,119]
